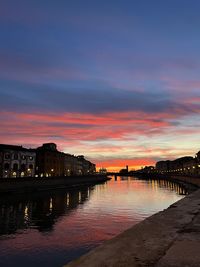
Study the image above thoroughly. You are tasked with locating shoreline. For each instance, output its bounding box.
[64,175,200,267]
[134,174,199,194]
[0,174,111,194]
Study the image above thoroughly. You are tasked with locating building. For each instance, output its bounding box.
[141,166,155,173]
[156,160,171,172]
[64,154,77,176]
[99,167,107,174]
[89,162,96,174]
[0,142,97,178]
[0,144,36,178]
[155,153,200,176]
[182,158,197,175]
[196,151,200,162]
[64,154,96,176]
[156,157,194,173]
[35,143,65,177]
[76,155,96,175]
[171,157,194,173]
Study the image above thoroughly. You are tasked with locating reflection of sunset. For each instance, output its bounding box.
[0,178,186,266]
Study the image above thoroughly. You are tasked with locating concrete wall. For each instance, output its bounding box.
[0,175,109,193]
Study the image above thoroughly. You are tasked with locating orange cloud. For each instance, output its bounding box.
[0,110,199,170]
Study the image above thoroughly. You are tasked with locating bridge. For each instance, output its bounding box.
[106,172,136,180]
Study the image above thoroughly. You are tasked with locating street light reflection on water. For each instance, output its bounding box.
[0,176,188,267]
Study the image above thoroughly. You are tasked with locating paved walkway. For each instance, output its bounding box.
[64,189,200,267]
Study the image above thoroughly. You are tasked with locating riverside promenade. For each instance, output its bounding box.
[65,177,200,267]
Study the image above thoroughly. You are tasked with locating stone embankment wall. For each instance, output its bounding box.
[0,175,109,193]
[170,175,200,187]
[64,175,200,267]
[135,173,200,188]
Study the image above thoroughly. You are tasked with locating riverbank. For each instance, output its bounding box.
[64,176,200,267]
[135,173,200,189]
[0,174,110,194]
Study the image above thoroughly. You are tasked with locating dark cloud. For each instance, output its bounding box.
[0,79,182,115]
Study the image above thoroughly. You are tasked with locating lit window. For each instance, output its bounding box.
[29,164,33,169]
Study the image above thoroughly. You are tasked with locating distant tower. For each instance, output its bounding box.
[126,165,128,172]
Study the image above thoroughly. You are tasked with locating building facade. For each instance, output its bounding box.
[35,143,65,177]
[64,154,78,176]
[76,155,96,175]
[156,160,171,172]
[155,154,200,176]
[0,144,36,178]
[0,143,96,178]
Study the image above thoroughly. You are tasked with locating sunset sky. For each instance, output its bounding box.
[1,0,200,171]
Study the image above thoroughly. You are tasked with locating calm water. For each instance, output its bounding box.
[0,177,187,267]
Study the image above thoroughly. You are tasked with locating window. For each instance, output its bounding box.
[21,155,26,160]
[14,154,18,160]
[29,164,33,169]
[21,164,26,171]
[13,163,18,171]
[29,156,33,160]
[5,153,10,159]
[4,163,10,170]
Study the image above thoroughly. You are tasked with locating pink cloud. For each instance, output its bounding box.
[0,109,199,171]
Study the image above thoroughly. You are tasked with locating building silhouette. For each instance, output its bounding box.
[0,143,96,178]
[0,144,36,178]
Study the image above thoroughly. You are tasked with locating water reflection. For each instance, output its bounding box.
[0,187,93,236]
[0,178,189,267]
[0,178,188,237]
[113,176,188,195]
[143,178,187,195]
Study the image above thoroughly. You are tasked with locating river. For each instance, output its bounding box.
[0,176,187,267]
